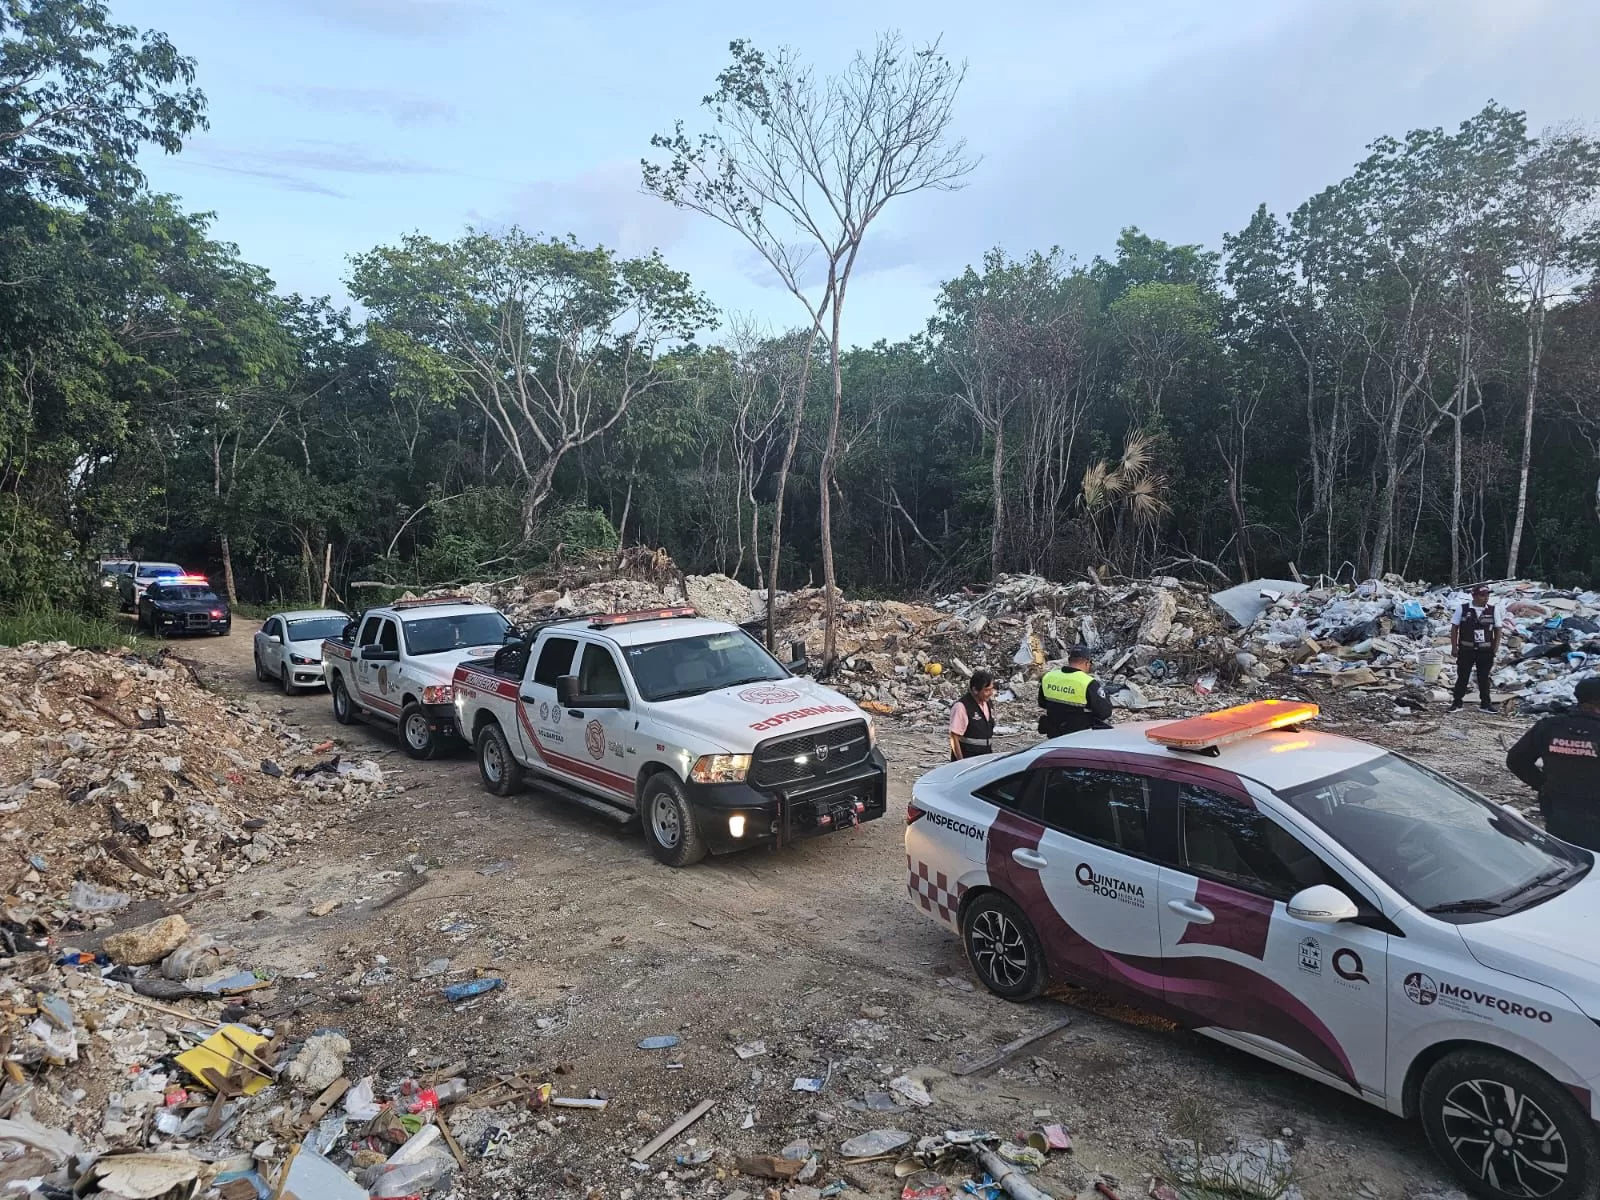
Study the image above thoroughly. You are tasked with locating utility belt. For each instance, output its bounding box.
[958,736,992,750]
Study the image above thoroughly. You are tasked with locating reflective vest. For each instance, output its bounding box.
[1040,669,1093,707]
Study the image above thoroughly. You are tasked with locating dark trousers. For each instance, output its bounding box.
[1453,647,1494,707]
[1544,798,1600,851]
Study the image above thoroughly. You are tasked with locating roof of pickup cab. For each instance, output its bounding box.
[374,601,503,622]
[554,614,740,648]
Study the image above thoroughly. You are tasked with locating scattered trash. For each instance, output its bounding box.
[733,1039,767,1059]
[792,1075,826,1092]
[841,1129,914,1159]
[441,977,504,1002]
[889,1073,932,1107]
[638,1034,680,1050]
[631,1098,716,1163]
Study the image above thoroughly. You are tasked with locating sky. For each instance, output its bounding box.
[122,0,1600,345]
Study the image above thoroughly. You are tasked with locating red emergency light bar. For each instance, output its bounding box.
[1146,699,1320,752]
[172,575,210,585]
[589,606,699,628]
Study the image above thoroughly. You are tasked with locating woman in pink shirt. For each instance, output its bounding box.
[948,669,997,761]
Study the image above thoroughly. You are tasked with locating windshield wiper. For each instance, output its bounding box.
[1425,898,1504,915]
[1494,867,1572,906]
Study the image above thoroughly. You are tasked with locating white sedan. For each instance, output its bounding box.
[907,700,1600,1200]
[253,609,349,694]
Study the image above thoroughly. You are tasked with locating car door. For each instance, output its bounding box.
[563,641,635,803]
[353,615,385,710]
[258,618,282,677]
[512,634,579,769]
[986,762,1164,1007]
[1157,780,1389,1099]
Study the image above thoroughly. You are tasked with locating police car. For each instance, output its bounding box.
[906,700,1600,1200]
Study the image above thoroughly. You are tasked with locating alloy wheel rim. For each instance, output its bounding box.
[1440,1078,1568,1198]
[970,909,1029,989]
[651,794,681,848]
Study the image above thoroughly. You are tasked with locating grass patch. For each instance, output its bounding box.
[0,605,157,652]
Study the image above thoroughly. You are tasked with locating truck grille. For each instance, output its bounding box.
[752,720,870,789]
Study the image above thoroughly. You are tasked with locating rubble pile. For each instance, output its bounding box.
[0,642,388,918]
[1230,577,1600,713]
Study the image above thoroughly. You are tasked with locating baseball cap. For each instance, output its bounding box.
[1067,645,1092,661]
[1575,676,1600,705]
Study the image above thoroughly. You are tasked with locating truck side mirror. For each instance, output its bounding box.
[557,675,580,708]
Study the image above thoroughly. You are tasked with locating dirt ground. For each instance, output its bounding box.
[156,627,1522,1200]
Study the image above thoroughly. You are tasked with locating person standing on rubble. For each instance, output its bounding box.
[1506,676,1600,848]
[1451,584,1509,712]
[949,670,997,761]
[1037,647,1113,738]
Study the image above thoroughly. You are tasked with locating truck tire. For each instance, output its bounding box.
[400,701,440,760]
[1419,1047,1599,1200]
[330,673,356,725]
[476,721,523,796]
[641,773,707,868]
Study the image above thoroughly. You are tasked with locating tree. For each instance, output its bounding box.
[644,32,974,664]
[0,0,206,200]
[350,230,713,542]
[1505,126,1600,575]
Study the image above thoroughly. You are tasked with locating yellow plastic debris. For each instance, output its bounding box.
[924,662,943,676]
[175,1024,272,1096]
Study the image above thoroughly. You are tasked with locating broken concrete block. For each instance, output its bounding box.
[103,915,191,966]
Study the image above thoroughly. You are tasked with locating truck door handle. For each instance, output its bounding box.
[1167,899,1214,925]
[519,695,535,703]
[1011,848,1048,870]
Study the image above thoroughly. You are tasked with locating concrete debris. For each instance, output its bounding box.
[104,914,191,965]
[285,1032,351,1093]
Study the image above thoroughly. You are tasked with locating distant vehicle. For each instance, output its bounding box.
[452,606,888,867]
[98,560,134,595]
[118,561,183,611]
[253,609,348,694]
[321,597,514,759]
[907,699,1600,1200]
[138,576,231,637]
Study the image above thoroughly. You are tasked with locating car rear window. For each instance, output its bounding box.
[156,585,217,601]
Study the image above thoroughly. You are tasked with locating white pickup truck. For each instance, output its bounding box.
[451,607,889,866]
[322,597,512,758]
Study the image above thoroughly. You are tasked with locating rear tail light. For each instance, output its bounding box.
[906,800,926,825]
[421,685,454,705]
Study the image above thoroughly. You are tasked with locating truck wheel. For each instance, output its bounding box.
[641,774,707,868]
[961,891,1046,1002]
[400,702,439,760]
[1419,1048,1598,1200]
[476,721,523,796]
[330,674,356,725]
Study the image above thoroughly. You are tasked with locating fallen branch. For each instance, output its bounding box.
[950,1014,1071,1077]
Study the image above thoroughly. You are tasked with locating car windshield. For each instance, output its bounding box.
[157,585,217,601]
[287,617,348,642]
[138,564,181,580]
[402,611,509,655]
[1278,752,1588,917]
[624,631,790,701]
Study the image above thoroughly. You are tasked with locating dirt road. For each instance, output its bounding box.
[171,629,1457,1199]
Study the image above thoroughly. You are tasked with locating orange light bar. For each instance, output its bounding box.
[1145,700,1320,751]
[589,606,698,626]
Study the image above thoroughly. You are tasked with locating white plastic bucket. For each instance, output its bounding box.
[1420,649,1443,683]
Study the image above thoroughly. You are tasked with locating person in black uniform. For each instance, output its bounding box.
[1037,647,1114,737]
[1506,676,1600,850]
[948,669,996,761]
[1451,584,1503,712]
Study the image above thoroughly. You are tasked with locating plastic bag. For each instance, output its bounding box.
[68,880,130,912]
[365,1150,456,1197]
[343,1077,382,1121]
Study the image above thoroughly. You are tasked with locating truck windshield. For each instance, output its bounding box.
[402,612,510,655]
[287,617,349,642]
[1277,752,1588,917]
[138,564,182,580]
[625,632,790,702]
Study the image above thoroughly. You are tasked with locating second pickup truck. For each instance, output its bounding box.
[452,607,889,866]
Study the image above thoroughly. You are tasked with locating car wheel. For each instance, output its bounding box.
[280,661,298,696]
[476,721,524,797]
[400,702,438,760]
[330,674,356,725]
[1420,1048,1600,1200]
[254,649,268,683]
[961,891,1046,1002]
[640,774,706,868]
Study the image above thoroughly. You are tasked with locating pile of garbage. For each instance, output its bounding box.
[0,643,389,923]
[0,907,484,1198]
[1228,577,1600,713]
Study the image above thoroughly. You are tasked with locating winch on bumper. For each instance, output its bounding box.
[684,717,889,855]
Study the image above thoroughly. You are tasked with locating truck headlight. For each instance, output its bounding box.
[690,754,751,784]
[421,685,454,705]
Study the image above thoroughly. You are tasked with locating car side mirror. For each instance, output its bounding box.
[270,634,283,644]
[1286,884,1361,924]
[557,675,580,708]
